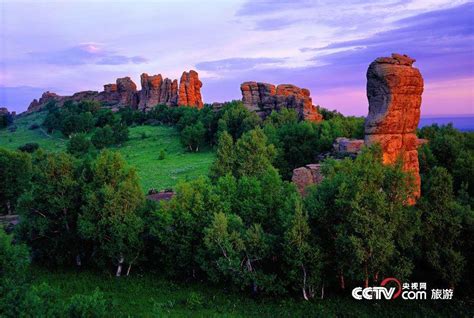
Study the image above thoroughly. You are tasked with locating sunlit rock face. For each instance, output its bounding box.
[364,53,424,203]
[291,164,324,196]
[240,81,322,122]
[27,70,204,113]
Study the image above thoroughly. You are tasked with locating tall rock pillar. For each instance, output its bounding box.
[364,53,424,203]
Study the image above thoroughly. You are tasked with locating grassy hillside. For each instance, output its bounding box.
[0,112,215,191]
[32,268,471,318]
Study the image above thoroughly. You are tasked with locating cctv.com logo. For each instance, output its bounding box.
[352,278,428,300]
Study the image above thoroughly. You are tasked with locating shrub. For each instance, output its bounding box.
[28,123,40,130]
[67,133,92,156]
[18,142,40,153]
[158,149,166,160]
[65,289,108,318]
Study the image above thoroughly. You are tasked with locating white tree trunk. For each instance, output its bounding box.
[116,255,124,277]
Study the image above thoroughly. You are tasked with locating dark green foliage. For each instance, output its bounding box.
[0,148,32,215]
[91,125,114,149]
[180,121,205,152]
[18,142,40,153]
[418,167,466,287]
[67,133,93,156]
[79,150,144,275]
[304,146,416,288]
[217,101,261,140]
[65,288,107,318]
[0,112,14,129]
[16,152,85,265]
[210,131,235,179]
[0,230,30,316]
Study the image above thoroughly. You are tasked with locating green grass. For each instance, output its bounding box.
[0,112,215,191]
[31,268,473,317]
[0,111,67,152]
[117,125,215,192]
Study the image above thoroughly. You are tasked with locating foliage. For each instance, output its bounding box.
[418,167,466,287]
[18,142,40,153]
[0,148,32,215]
[180,121,205,152]
[79,150,145,275]
[304,146,416,288]
[16,151,84,265]
[67,133,93,156]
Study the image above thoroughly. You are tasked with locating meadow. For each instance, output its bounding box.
[0,112,215,191]
[31,268,471,318]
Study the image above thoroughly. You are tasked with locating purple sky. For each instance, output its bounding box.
[1,0,473,115]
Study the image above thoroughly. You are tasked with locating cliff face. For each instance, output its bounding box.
[27,70,203,112]
[364,53,424,203]
[240,82,322,122]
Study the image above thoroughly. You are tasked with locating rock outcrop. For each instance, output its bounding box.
[27,70,203,113]
[333,137,364,154]
[178,70,203,109]
[240,82,322,122]
[291,164,324,195]
[364,53,424,203]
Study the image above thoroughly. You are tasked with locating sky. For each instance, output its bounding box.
[1,0,473,115]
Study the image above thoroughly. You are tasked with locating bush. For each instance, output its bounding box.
[28,123,40,130]
[158,149,166,160]
[18,142,40,153]
[65,289,108,318]
[67,133,92,156]
[91,126,114,149]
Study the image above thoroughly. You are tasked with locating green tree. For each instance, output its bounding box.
[79,150,144,276]
[217,102,261,140]
[304,147,415,289]
[67,133,92,156]
[180,121,205,152]
[91,125,114,149]
[234,128,275,178]
[210,131,235,179]
[0,230,30,317]
[16,152,84,265]
[0,148,32,215]
[418,167,465,287]
[284,200,322,300]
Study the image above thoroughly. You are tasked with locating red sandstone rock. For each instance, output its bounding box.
[240,81,322,122]
[27,70,204,113]
[364,53,424,203]
[292,164,324,196]
[178,70,203,108]
[333,137,364,154]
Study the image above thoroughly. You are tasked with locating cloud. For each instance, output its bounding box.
[235,0,313,16]
[196,57,286,72]
[29,43,149,66]
[305,2,474,79]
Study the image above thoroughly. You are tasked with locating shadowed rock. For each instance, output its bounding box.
[240,81,322,122]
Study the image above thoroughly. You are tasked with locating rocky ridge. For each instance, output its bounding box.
[27,70,203,113]
[240,82,322,122]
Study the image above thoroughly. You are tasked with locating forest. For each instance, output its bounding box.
[1,100,473,317]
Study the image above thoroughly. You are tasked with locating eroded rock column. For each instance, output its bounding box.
[364,53,424,202]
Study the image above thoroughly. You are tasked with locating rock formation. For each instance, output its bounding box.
[364,53,424,202]
[27,70,204,113]
[333,137,364,154]
[240,82,322,122]
[291,164,324,195]
[178,70,203,109]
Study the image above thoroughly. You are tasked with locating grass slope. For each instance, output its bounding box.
[32,268,472,318]
[0,112,214,191]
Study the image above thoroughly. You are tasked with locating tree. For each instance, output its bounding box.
[16,152,85,266]
[234,128,276,178]
[418,167,465,287]
[217,102,261,140]
[18,143,40,153]
[210,131,235,179]
[79,150,144,276]
[284,200,322,300]
[0,148,32,215]
[304,147,415,289]
[150,177,219,279]
[180,121,205,152]
[91,125,114,149]
[0,230,30,316]
[67,133,92,156]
